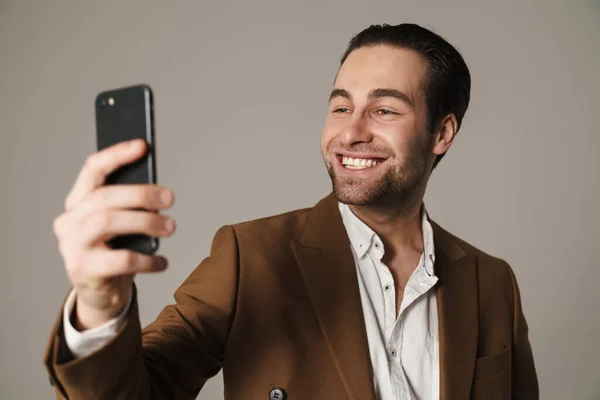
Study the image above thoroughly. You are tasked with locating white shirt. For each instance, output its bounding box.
[338,202,439,400]
[64,204,440,399]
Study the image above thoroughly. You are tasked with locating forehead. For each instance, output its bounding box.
[334,45,428,100]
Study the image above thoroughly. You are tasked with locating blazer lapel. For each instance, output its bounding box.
[291,193,376,400]
[431,221,479,400]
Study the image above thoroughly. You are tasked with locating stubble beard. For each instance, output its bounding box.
[325,134,433,208]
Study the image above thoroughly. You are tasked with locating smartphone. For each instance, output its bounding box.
[95,84,159,255]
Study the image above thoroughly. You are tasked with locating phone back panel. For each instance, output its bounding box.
[95,84,158,254]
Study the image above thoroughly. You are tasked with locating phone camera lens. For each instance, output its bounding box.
[97,98,107,109]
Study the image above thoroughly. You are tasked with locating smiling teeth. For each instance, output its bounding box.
[342,156,381,169]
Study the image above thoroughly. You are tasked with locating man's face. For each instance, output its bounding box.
[321,45,434,206]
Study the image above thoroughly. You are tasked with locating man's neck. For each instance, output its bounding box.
[348,196,425,262]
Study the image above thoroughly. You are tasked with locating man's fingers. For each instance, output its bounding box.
[65,139,147,211]
[72,184,174,220]
[81,249,168,287]
[73,209,175,248]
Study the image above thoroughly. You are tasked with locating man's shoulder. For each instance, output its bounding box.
[434,223,523,311]
[432,221,513,276]
[229,204,313,243]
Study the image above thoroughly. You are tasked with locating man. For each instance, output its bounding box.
[45,23,538,399]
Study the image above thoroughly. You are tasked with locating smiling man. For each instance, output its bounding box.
[45,23,538,400]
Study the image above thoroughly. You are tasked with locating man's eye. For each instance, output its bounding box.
[333,108,351,113]
[376,109,396,115]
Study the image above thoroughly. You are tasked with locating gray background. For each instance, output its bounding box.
[1,0,598,399]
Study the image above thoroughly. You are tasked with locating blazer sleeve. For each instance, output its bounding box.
[505,262,539,399]
[43,224,240,400]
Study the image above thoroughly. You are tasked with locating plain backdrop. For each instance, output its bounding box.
[1,0,599,399]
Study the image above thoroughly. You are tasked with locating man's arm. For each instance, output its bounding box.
[44,224,240,400]
[505,262,539,399]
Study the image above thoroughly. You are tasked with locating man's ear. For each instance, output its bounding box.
[432,113,458,156]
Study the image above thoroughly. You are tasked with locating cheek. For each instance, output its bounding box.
[321,120,337,153]
[320,131,329,156]
[373,119,418,151]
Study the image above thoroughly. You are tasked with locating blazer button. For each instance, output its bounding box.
[269,387,287,400]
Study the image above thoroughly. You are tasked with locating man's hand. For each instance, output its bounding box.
[53,139,176,330]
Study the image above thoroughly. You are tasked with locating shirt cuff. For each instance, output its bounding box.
[62,287,133,359]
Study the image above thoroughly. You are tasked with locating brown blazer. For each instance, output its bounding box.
[44,193,539,399]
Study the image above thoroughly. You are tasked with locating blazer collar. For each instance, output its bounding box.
[298,193,466,257]
[292,193,376,400]
[430,221,479,399]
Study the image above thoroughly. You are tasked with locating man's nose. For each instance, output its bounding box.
[339,112,373,145]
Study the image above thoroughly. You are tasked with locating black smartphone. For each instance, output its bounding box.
[95,84,159,255]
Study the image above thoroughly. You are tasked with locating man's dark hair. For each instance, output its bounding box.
[340,23,471,170]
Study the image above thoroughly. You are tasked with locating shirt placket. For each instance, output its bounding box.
[400,263,438,399]
[373,238,413,400]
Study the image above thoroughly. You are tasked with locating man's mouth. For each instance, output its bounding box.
[338,155,386,170]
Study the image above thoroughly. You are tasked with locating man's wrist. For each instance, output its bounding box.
[73,295,128,332]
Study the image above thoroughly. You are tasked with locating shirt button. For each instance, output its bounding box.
[375,242,379,248]
[269,387,287,400]
[384,284,391,291]
[390,348,397,357]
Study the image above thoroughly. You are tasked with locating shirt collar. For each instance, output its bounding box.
[338,201,436,276]
[338,202,378,259]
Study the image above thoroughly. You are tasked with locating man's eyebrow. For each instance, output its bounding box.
[369,88,414,109]
[328,87,415,109]
[328,88,352,103]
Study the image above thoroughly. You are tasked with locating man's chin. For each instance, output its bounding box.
[332,184,382,206]
[327,167,389,205]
